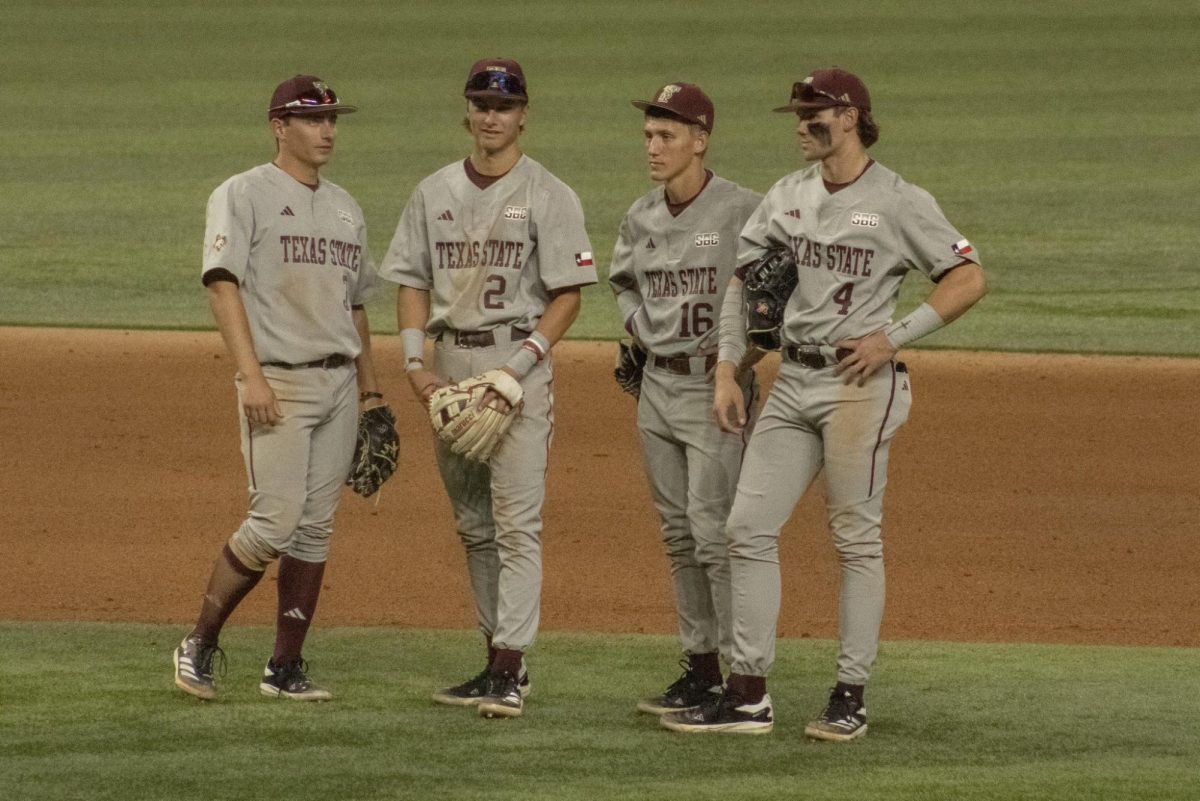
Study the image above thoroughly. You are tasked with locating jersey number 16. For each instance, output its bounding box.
[679,302,713,338]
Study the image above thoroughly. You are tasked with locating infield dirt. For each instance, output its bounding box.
[1,328,1196,647]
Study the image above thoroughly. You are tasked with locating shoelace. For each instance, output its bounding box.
[665,660,701,694]
[274,658,313,687]
[823,690,861,722]
[196,644,227,679]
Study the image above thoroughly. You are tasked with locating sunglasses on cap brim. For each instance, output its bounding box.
[272,86,341,113]
[464,71,526,97]
[788,82,846,107]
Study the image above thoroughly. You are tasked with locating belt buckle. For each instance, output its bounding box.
[796,344,823,369]
[456,330,495,348]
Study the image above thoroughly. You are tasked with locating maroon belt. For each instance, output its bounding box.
[261,354,353,369]
[782,346,853,369]
[652,353,718,376]
[441,326,531,348]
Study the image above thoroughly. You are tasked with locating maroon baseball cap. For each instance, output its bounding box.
[464,59,528,101]
[268,75,357,120]
[632,82,714,133]
[773,68,871,113]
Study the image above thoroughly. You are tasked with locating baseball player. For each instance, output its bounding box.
[173,75,385,702]
[661,68,987,737]
[379,58,596,719]
[608,83,762,715]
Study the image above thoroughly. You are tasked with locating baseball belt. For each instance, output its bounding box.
[783,345,854,369]
[650,353,718,376]
[261,353,353,369]
[439,326,531,348]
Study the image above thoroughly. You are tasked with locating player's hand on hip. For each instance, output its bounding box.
[407,367,446,408]
[241,373,282,426]
[712,361,747,434]
[834,330,898,387]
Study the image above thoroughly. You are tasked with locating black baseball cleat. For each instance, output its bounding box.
[637,660,723,715]
[804,687,868,741]
[259,657,333,701]
[173,636,225,700]
[659,688,774,734]
[432,665,530,706]
[477,671,525,719]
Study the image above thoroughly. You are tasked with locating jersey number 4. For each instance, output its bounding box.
[833,283,854,315]
[679,302,714,338]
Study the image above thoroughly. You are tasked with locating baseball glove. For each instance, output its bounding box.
[346,405,400,498]
[614,339,647,400]
[428,369,524,463]
[743,246,798,351]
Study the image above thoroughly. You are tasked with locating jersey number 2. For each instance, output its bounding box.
[484,275,506,310]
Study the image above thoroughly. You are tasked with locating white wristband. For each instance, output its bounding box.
[401,327,427,372]
[883,303,945,348]
[504,347,538,379]
[504,332,551,379]
[523,331,551,360]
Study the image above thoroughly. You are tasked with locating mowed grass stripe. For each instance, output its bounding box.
[1,623,1197,800]
[1,1,1198,353]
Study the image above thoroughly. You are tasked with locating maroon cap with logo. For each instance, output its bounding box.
[464,58,528,101]
[773,68,871,113]
[268,75,358,120]
[632,82,714,133]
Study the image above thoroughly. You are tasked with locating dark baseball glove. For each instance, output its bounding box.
[614,339,647,400]
[346,405,400,497]
[743,246,798,351]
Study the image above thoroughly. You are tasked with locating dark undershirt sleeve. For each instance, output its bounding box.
[201,268,239,287]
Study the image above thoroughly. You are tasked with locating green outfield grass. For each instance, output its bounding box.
[1,623,1197,801]
[2,0,1198,353]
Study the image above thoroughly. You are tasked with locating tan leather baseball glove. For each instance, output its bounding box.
[428,369,524,463]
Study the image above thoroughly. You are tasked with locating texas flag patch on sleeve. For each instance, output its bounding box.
[952,239,974,257]
[575,251,594,267]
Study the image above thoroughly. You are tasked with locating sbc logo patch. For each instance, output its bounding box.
[503,205,528,220]
[694,232,720,247]
[851,212,879,227]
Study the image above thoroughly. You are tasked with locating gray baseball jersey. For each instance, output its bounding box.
[204,163,377,365]
[380,155,594,331]
[202,162,377,566]
[737,161,980,345]
[380,155,596,653]
[611,175,762,354]
[609,174,761,664]
[723,160,979,685]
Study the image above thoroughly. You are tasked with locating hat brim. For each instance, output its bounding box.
[271,103,358,118]
[632,100,708,130]
[772,98,845,113]
[465,90,528,101]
